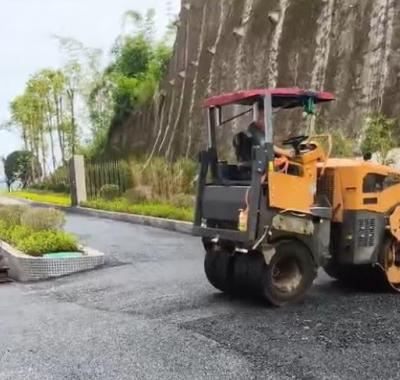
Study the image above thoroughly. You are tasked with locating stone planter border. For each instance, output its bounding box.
[0,241,105,282]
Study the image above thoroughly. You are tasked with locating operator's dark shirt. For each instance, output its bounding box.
[247,122,265,147]
[233,122,265,164]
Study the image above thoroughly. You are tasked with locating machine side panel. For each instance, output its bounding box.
[333,210,386,265]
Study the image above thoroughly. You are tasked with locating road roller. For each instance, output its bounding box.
[192,88,400,306]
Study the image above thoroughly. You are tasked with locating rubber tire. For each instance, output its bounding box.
[324,262,384,290]
[232,252,265,295]
[323,263,361,285]
[323,262,346,281]
[262,240,317,306]
[204,247,232,293]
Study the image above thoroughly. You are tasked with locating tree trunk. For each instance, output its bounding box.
[40,128,47,178]
[34,139,40,183]
[49,127,57,171]
[54,94,66,164]
[22,127,28,151]
[67,89,76,156]
[46,97,57,171]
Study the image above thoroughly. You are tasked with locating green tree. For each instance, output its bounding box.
[56,36,103,158]
[361,115,398,164]
[83,8,172,158]
[10,95,30,151]
[111,35,152,77]
[107,22,172,123]
[36,69,68,166]
[4,151,41,190]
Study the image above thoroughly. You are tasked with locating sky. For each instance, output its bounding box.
[0,0,181,159]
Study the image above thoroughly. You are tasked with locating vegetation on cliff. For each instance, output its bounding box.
[4,7,176,174]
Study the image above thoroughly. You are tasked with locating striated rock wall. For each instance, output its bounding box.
[107,0,400,160]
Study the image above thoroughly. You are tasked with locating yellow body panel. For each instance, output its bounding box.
[269,154,400,219]
[321,158,400,221]
[268,171,314,212]
[389,206,400,241]
[268,144,324,213]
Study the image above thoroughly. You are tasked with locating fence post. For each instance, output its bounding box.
[70,155,87,206]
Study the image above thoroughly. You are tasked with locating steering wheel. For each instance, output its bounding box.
[282,135,309,154]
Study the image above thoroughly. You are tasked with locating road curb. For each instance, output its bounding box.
[69,207,193,234]
[4,197,193,235]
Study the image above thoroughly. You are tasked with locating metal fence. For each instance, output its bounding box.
[85,160,133,200]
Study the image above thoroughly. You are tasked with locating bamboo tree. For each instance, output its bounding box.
[26,75,48,177]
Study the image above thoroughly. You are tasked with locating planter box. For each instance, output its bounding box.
[0,241,105,282]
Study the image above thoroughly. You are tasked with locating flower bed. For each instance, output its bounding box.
[0,205,77,256]
[0,204,104,281]
[1,241,104,282]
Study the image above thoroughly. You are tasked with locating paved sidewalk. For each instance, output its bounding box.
[0,196,23,205]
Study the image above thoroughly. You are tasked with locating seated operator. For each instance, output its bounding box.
[233,102,295,164]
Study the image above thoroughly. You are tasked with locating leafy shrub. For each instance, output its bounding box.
[99,184,120,200]
[82,198,194,222]
[176,159,198,194]
[30,166,70,193]
[170,193,195,209]
[16,230,78,257]
[0,205,29,227]
[117,161,135,189]
[124,186,152,204]
[21,208,65,231]
[361,115,398,163]
[51,182,70,193]
[0,220,11,242]
[8,225,33,246]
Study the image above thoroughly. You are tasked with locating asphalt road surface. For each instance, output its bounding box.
[2,214,400,380]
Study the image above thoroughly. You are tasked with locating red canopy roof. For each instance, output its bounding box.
[203,88,334,108]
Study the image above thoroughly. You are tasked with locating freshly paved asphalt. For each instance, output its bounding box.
[2,213,400,379]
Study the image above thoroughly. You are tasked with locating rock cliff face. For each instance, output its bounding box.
[108,0,400,159]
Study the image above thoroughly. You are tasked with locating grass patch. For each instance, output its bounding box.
[7,190,71,207]
[82,198,194,222]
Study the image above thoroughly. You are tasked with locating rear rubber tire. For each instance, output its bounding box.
[323,262,342,281]
[324,262,384,290]
[262,240,317,306]
[204,247,232,292]
[232,252,265,295]
[323,262,362,284]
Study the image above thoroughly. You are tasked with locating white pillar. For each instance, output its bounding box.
[70,155,87,206]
